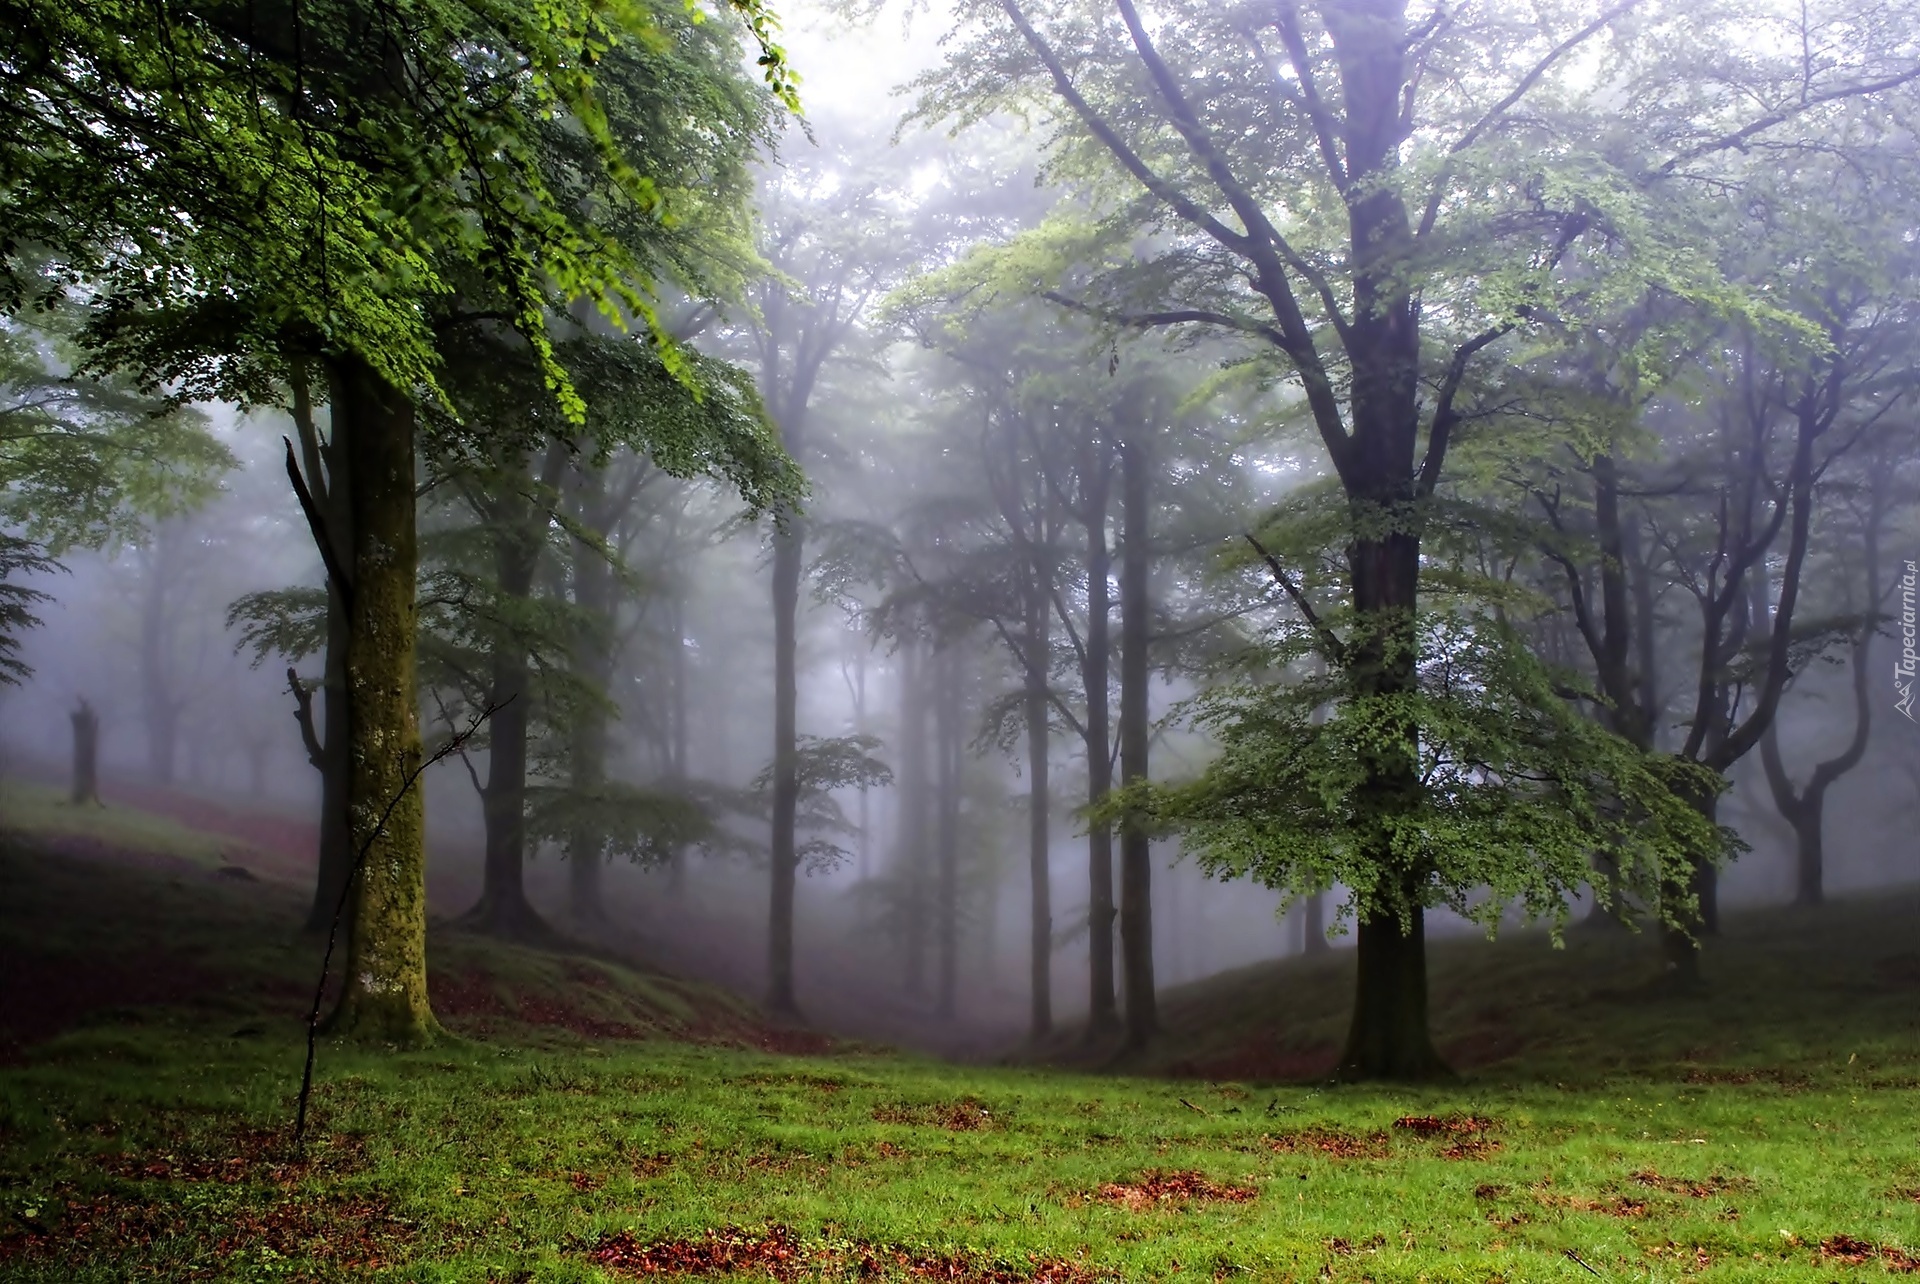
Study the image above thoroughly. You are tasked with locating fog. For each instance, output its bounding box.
[4,0,1919,1061]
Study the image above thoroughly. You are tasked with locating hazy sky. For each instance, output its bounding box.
[779,1,949,124]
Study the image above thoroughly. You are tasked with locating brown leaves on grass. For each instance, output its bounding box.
[1263,1116,1502,1161]
[1095,1170,1257,1212]
[1392,1114,1502,1160]
[588,1227,1111,1282]
[1631,1170,1748,1199]
[1821,1235,1920,1272]
[2,1186,409,1274]
[1534,1187,1651,1217]
[632,1152,673,1179]
[895,1249,1108,1283]
[1391,1114,1496,1137]
[592,1226,809,1277]
[96,1128,366,1188]
[872,1098,996,1130]
[1263,1128,1387,1159]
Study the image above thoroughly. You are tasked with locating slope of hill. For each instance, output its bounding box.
[1091,890,1920,1084]
[3,795,1918,1283]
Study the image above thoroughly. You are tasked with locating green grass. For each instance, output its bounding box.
[0,778,241,867]
[1,824,1917,1283]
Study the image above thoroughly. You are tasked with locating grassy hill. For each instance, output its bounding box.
[1108,891,1920,1085]
[1,799,1917,1282]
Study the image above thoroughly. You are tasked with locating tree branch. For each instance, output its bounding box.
[287,667,324,771]
[1244,533,1345,665]
[1656,64,1920,175]
[283,436,354,613]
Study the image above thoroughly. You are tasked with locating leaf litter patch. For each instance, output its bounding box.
[871,1097,998,1131]
[1820,1235,1920,1272]
[1631,1169,1750,1199]
[587,1225,1112,1281]
[95,1125,367,1187]
[2,1183,410,1273]
[1095,1169,1257,1212]
[1392,1114,1503,1159]
[1262,1127,1388,1159]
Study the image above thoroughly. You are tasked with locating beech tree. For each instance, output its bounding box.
[912,0,1920,1076]
[5,0,798,1041]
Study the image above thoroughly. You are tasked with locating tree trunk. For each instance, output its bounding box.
[1758,499,1880,909]
[567,468,613,924]
[1793,807,1824,906]
[1302,889,1328,954]
[934,644,961,1019]
[463,453,552,940]
[1338,899,1442,1080]
[69,699,99,805]
[1117,419,1156,1048]
[1024,569,1052,1042]
[326,351,436,1045]
[301,372,356,935]
[1660,782,1719,986]
[138,536,177,786]
[666,586,691,894]
[1081,464,1118,1039]
[897,638,929,994]
[766,508,802,1017]
[1334,492,1443,1078]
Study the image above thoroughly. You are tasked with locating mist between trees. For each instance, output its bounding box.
[1,0,1918,1079]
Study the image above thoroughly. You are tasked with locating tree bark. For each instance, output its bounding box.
[567,468,613,924]
[463,449,557,940]
[897,638,929,995]
[1338,898,1440,1080]
[138,529,178,786]
[666,585,691,893]
[1758,492,1880,908]
[934,644,962,1019]
[326,351,436,1044]
[299,366,355,935]
[1302,889,1327,954]
[766,506,802,1017]
[1117,418,1156,1048]
[69,699,99,805]
[1024,560,1053,1042]
[1080,452,1118,1039]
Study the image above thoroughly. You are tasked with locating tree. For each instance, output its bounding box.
[5,0,797,1041]
[744,137,901,1017]
[1758,431,1911,905]
[915,0,1920,1076]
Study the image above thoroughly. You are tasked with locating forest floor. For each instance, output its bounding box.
[1,793,1918,1282]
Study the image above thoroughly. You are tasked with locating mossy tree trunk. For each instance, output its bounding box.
[327,352,436,1045]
